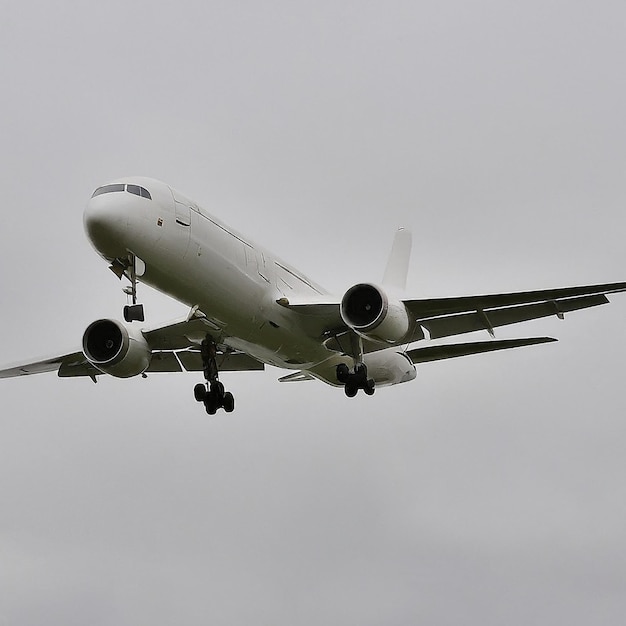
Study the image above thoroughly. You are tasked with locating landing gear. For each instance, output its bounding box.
[110,253,145,322]
[337,361,376,397]
[193,338,235,414]
[123,254,145,322]
[336,333,377,397]
[124,304,145,323]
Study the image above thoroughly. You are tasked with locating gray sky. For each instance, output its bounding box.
[1,1,626,624]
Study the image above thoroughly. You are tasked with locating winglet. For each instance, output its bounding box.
[383,228,412,292]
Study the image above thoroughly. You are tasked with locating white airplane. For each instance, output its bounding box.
[1,177,625,414]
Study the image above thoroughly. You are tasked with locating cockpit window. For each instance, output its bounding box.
[127,184,152,200]
[92,183,152,200]
[92,183,125,198]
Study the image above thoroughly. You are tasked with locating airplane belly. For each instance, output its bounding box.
[308,349,417,388]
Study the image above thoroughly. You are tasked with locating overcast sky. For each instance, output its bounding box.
[1,1,626,624]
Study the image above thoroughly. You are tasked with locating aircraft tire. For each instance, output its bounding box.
[204,392,219,415]
[194,383,207,402]
[223,392,235,413]
[344,384,358,398]
[364,379,375,396]
[336,363,350,383]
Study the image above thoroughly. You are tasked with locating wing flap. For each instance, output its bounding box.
[58,355,100,378]
[407,336,557,363]
[147,352,183,373]
[278,371,316,382]
[176,350,265,372]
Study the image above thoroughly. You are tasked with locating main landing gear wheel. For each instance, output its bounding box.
[223,392,235,413]
[193,339,236,415]
[337,363,376,397]
[344,383,358,398]
[336,363,350,384]
[193,383,206,402]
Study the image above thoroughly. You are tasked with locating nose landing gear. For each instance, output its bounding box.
[110,253,145,322]
[124,304,145,323]
[193,338,235,414]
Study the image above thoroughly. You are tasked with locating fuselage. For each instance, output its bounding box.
[83,177,417,388]
[84,177,330,367]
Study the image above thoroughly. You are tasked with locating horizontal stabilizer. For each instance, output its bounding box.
[278,371,316,382]
[407,336,557,364]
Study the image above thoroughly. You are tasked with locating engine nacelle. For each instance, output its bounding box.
[340,283,410,343]
[82,319,151,378]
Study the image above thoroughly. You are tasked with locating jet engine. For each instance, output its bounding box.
[340,283,411,343]
[82,319,151,378]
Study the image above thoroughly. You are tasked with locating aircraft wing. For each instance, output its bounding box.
[281,281,626,344]
[0,351,99,379]
[0,347,264,380]
[142,316,265,372]
[405,281,626,340]
[142,316,220,350]
[0,316,265,380]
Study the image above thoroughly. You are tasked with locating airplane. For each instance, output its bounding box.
[1,176,625,414]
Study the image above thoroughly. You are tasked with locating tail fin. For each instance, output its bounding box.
[383,228,412,292]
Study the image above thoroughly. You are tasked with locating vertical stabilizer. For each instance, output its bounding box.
[382,228,412,292]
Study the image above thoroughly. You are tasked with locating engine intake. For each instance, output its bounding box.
[82,319,151,378]
[340,283,410,343]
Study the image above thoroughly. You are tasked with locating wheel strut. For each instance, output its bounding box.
[193,338,235,414]
[117,253,145,322]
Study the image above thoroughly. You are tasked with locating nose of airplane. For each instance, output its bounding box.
[83,194,129,259]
